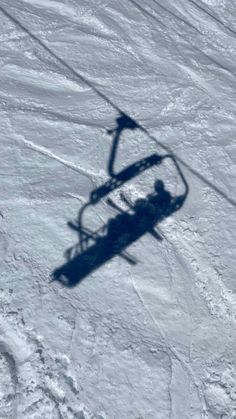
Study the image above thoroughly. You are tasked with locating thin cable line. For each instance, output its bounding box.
[1,4,235,207]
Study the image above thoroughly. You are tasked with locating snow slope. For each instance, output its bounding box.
[0,0,236,418]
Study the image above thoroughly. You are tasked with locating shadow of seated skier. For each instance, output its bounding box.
[148,179,172,218]
[106,176,185,248]
[106,207,135,255]
[106,181,171,250]
[123,196,163,241]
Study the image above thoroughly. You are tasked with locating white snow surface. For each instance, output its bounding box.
[0,0,236,418]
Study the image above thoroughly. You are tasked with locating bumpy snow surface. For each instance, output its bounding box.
[0,0,236,418]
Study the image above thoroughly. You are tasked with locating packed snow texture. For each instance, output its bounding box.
[0,0,236,418]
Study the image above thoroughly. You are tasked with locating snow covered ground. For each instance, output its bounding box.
[0,0,236,417]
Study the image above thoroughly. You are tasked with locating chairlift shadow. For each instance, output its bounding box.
[52,113,189,287]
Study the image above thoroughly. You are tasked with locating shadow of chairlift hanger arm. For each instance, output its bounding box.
[90,114,162,204]
[90,113,189,205]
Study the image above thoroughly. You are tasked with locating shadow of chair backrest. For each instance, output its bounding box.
[90,153,162,204]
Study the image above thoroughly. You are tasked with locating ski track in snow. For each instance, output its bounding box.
[128,265,207,415]
[15,134,97,186]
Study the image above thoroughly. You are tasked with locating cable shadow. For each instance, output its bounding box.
[52,114,189,287]
[1,5,235,208]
